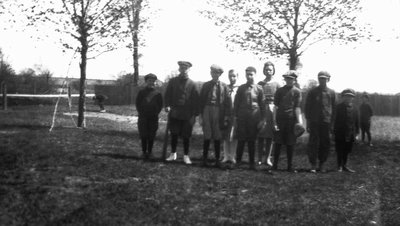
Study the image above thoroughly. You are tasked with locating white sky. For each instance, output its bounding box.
[0,0,399,94]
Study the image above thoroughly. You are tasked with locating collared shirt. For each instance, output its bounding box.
[208,81,220,105]
[234,83,265,117]
[258,80,280,104]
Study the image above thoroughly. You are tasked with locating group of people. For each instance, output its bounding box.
[135,60,374,173]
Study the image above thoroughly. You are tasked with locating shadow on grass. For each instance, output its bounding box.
[0,123,51,130]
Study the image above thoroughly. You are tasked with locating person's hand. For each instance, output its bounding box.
[306,121,311,133]
[165,107,170,113]
[273,121,279,131]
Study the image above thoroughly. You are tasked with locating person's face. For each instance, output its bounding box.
[146,78,156,88]
[263,65,274,81]
[362,96,368,103]
[210,70,221,81]
[228,72,237,85]
[245,71,255,84]
[318,77,329,86]
[284,76,295,86]
[343,95,354,104]
[178,65,190,75]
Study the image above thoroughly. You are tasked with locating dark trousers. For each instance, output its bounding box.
[360,121,372,143]
[141,138,154,154]
[272,144,294,170]
[236,140,255,166]
[307,122,331,166]
[335,140,353,167]
[203,140,221,163]
[171,134,190,155]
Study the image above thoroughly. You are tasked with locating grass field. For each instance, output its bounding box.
[1,103,399,225]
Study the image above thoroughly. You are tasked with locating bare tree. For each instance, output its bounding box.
[202,0,372,70]
[119,0,157,86]
[22,0,125,127]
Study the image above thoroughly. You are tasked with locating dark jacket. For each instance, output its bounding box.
[359,102,373,122]
[164,75,200,120]
[334,102,359,142]
[199,80,232,127]
[135,87,163,118]
[305,86,336,124]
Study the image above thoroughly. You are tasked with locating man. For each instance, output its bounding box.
[234,66,266,170]
[222,69,239,165]
[257,61,281,166]
[199,64,232,167]
[164,61,200,164]
[304,71,336,173]
[135,73,163,160]
[271,70,303,173]
[93,94,108,113]
[359,92,373,146]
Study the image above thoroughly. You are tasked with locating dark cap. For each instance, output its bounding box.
[144,73,158,81]
[318,71,331,79]
[341,88,356,97]
[283,70,298,79]
[362,92,369,98]
[245,66,257,73]
[178,61,192,68]
[210,64,224,73]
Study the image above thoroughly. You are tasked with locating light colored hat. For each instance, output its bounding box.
[283,70,298,79]
[341,88,356,97]
[210,64,224,73]
[177,61,192,68]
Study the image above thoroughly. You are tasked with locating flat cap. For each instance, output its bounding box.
[178,61,192,68]
[282,70,298,79]
[210,64,224,73]
[144,73,158,81]
[245,66,257,73]
[341,88,356,97]
[318,71,331,78]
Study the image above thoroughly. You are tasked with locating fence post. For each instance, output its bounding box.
[1,82,7,110]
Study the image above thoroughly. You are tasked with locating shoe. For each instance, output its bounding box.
[338,167,343,172]
[183,155,192,165]
[258,161,262,165]
[343,166,355,173]
[368,143,373,147]
[287,168,297,173]
[310,169,317,173]
[100,110,106,113]
[221,158,228,163]
[166,152,177,161]
[310,164,317,173]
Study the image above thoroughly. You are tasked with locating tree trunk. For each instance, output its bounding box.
[132,0,142,87]
[288,48,298,70]
[77,40,88,128]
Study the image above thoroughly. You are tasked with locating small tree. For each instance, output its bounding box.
[202,0,371,70]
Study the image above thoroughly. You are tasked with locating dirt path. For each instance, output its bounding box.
[63,112,139,124]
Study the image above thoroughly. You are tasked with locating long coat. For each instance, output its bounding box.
[334,102,359,143]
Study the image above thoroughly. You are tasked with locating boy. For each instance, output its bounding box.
[271,70,303,173]
[234,66,266,170]
[93,94,108,112]
[359,92,373,146]
[304,71,336,173]
[222,69,239,165]
[199,64,232,167]
[334,89,359,173]
[164,61,200,164]
[135,73,163,160]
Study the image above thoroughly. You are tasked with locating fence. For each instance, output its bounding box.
[301,91,400,117]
